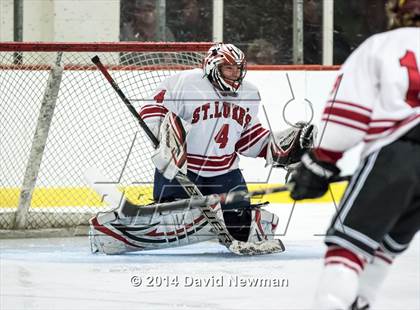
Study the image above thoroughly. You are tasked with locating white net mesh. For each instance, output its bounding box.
[0,43,208,229]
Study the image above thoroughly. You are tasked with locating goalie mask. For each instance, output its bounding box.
[203,43,247,93]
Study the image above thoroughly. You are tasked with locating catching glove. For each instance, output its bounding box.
[265,122,317,168]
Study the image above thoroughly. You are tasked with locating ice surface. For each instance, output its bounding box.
[1,203,419,310]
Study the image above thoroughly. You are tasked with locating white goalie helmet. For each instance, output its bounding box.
[203,43,247,93]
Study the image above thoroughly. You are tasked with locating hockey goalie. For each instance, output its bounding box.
[89,43,316,255]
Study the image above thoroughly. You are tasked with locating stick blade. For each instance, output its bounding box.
[84,166,124,208]
[229,239,285,255]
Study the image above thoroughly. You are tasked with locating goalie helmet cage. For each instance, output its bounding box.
[0,42,339,232]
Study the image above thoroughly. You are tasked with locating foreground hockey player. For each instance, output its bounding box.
[289,0,420,308]
[89,43,315,254]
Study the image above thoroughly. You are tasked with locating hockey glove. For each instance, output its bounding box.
[289,151,340,200]
[265,122,317,168]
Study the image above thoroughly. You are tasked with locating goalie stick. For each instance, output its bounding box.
[91,56,283,255]
[87,172,351,217]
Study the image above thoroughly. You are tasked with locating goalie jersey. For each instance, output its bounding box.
[316,27,420,163]
[139,68,270,177]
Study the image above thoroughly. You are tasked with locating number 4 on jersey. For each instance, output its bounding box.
[214,124,229,148]
[400,50,420,108]
[154,90,166,103]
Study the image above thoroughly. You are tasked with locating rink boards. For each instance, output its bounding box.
[0,182,349,208]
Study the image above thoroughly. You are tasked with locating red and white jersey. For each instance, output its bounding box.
[139,68,270,177]
[316,27,420,163]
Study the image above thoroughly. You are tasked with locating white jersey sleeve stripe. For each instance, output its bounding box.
[325,102,372,118]
[141,113,167,120]
[237,130,269,153]
[326,100,373,113]
[236,125,267,150]
[241,123,262,136]
[139,105,168,118]
[321,116,369,132]
[365,114,420,142]
[323,106,371,125]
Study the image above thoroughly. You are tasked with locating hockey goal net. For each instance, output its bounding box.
[0,42,211,230]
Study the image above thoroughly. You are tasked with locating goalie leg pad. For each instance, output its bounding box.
[229,207,284,255]
[89,205,218,254]
[247,209,279,243]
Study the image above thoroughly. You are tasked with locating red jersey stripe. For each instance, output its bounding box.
[237,130,269,153]
[323,107,371,125]
[321,117,368,132]
[236,127,268,150]
[326,100,373,113]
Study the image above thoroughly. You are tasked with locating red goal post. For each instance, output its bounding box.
[0,42,339,232]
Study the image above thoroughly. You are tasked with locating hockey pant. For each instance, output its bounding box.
[153,168,253,241]
[324,135,420,261]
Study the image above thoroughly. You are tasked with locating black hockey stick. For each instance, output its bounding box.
[91,56,282,255]
[92,56,198,198]
[121,185,289,216]
[91,56,159,146]
[121,175,352,216]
